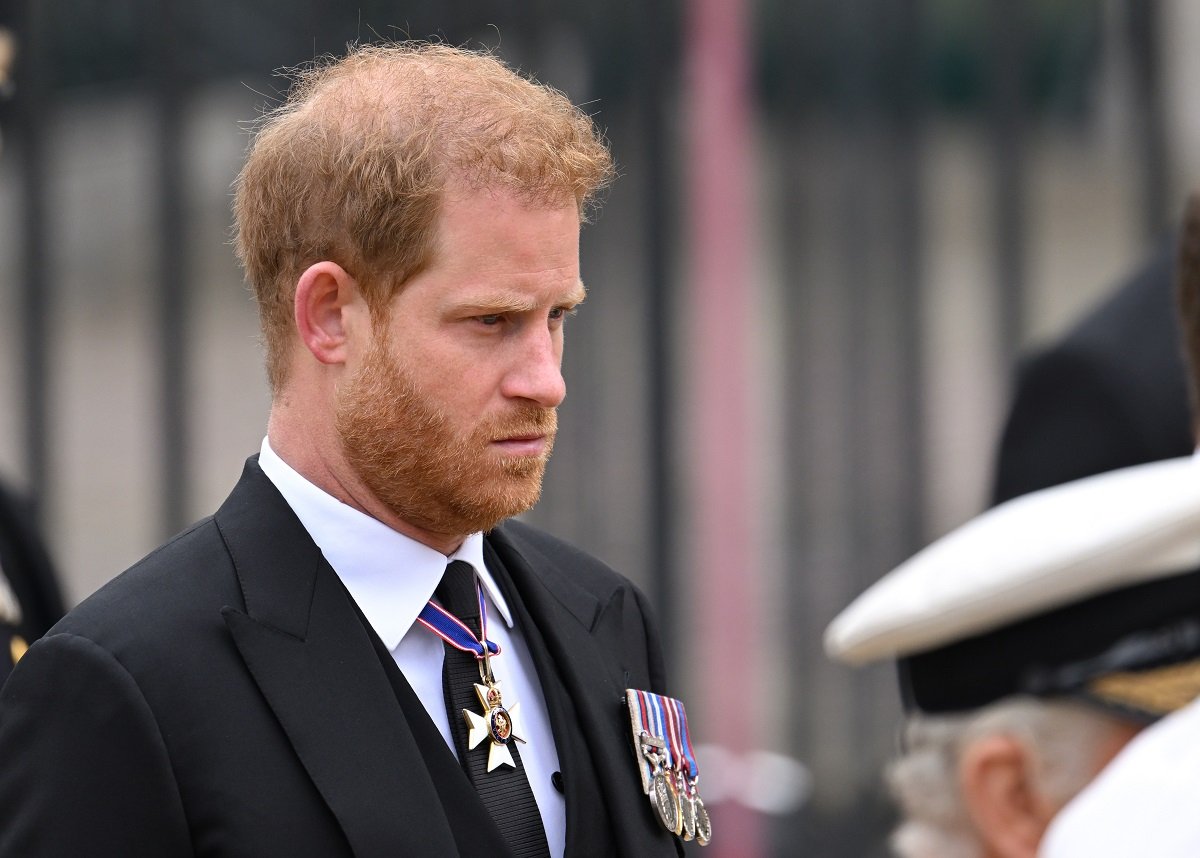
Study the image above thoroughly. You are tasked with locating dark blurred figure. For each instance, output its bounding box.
[1035,190,1200,858]
[0,27,67,679]
[991,239,1193,505]
[0,480,65,683]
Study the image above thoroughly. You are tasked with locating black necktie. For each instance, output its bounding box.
[437,560,551,858]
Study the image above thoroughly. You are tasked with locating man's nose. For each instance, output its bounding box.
[500,329,566,408]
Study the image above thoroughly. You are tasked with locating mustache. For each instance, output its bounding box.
[483,407,557,440]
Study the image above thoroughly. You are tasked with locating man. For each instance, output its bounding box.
[991,236,1192,505]
[0,43,688,857]
[1033,193,1200,857]
[825,455,1200,858]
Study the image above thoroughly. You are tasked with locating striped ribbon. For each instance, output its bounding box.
[628,689,700,784]
[416,582,501,659]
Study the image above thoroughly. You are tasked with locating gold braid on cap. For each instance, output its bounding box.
[1088,660,1200,717]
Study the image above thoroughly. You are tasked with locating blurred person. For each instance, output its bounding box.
[0,26,15,162]
[0,27,14,99]
[0,480,65,684]
[991,237,1191,505]
[826,455,1200,858]
[1034,191,1200,858]
[0,28,68,677]
[0,43,697,857]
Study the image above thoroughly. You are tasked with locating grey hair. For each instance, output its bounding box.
[886,697,1131,858]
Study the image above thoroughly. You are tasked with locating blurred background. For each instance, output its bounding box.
[0,0,1194,854]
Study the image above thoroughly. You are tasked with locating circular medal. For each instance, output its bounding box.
[650,771,682,835]
[693,794,712,846]
[680,791,697,841]
[488,706,513,744]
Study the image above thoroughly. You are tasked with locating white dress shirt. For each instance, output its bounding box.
[258,438,565,857]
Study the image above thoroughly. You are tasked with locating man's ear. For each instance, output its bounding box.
[959,734,1055,858]
[293,261,365,366]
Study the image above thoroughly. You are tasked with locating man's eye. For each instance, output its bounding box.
[478,314,503,326]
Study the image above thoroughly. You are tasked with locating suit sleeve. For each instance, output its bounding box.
[0,633,193,857]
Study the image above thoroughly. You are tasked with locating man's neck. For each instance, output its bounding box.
[265,414,466,556]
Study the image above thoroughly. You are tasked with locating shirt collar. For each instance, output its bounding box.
[257,437,513,650]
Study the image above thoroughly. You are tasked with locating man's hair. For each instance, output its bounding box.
[1178,191,1200,436]
[233,42,615,391]
[886,698,1131,858]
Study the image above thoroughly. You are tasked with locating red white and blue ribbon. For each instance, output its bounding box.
[626,688,700,789]
[627,688,711,845]
[416,581,501,659]
[665,695,699,782]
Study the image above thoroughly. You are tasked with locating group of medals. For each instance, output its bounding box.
[625,688,712,846]
[422,575,713,847]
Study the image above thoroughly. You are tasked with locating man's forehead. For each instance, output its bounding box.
[426,184,580,247]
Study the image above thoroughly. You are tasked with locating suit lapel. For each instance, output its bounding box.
[215,461,461,858]
[487,528,681,857]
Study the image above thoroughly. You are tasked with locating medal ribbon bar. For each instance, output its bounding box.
[625,688,712,845]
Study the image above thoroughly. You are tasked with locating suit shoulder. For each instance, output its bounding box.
[49,516,239,645]
[494,519,636,600]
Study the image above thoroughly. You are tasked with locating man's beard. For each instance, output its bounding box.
[335,341,557,538]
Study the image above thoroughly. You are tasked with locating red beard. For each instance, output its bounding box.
[336,340,557,538]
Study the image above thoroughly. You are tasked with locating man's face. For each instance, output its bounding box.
[335,186,583,540]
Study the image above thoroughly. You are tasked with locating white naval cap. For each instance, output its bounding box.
[825,454,1200,716]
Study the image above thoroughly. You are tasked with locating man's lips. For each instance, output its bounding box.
[491,434,549,456]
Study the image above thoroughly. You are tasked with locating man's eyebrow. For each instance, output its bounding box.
[458,283,588,313]
[563,282,588,306]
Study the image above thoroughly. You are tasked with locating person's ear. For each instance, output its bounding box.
[959,735,1056,858]
[293,261,365,366]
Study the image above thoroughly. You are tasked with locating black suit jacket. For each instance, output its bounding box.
[0,459,682,857]
[991,242,1194,505]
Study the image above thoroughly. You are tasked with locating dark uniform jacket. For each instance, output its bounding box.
[992,242,1193,505]
[0,458,682,857]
